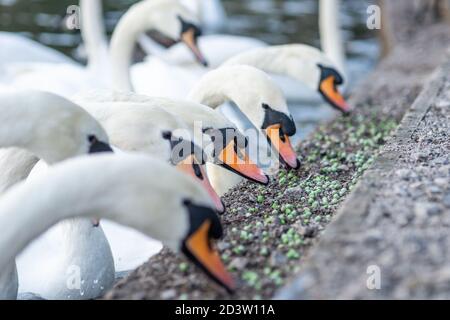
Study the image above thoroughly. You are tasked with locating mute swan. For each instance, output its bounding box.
[188,65,300,195]
[319,0,346,79]
[1,0,207,98]
[72,90,225,213]
[189,65,300,169]
[136,1,267,98]
[0,154,235,295]
[0,90,114,300]
[222,44,351,113]
[110,0,207,93]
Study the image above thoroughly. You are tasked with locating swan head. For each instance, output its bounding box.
[202,127,269,185]
[317,64,350,114]
[181,198,235,293]
[261,104,300,170]
[223,45,351,114]
[189,65,300,170]
[162,130,225,214]
[43,104,112,162]
[135,0,208,66]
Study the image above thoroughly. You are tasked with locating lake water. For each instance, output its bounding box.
[0,0,379,142]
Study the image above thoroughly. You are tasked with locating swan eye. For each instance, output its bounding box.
[279,128,286,143]
[87,135,97,144]
[192,163,204,180]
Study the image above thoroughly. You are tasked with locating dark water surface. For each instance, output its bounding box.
[0,0,379,140]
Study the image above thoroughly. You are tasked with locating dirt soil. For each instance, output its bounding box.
[278,60,450,299]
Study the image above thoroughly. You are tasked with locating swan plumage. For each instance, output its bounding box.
[0,32,74,65]
[222,44,350,113]
[0,90,114,300]
[0,154,235,293]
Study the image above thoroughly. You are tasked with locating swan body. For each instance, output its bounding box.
[2,0,204,97]
[0,90,114,300]
[74,90,268,194]
[0,32,74,66]
[73,90,225,212]
[180,0,226,32]
[0,1,111,97]
[0,154,235,294]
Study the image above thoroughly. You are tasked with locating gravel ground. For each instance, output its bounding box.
[104,21,450,301]
[104,106,398,300]
[278,55,450,300]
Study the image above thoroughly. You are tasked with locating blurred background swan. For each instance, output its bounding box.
[0,0,378,144]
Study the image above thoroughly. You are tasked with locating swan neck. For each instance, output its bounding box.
[224,47,317,90]
[319,0,346,75]
[110,6,151,92]
[80,0,109,71]
[0,178,106,273]
[188,73,259,127]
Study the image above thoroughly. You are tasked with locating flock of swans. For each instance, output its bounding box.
[0,0,351,300]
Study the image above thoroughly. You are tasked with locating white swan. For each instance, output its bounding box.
[111,0,207,94]
[188,65,301,194]
[180,0,226,32]
[319,0,346,79]
[72,90,225,213]
[222,44,351,113]
[74,90,269,189]
[0,32,74,66]
[0,90,114,300]
[189,65,300,167]
[0,154,236,297]
[1,0,207,98]
[136,1,267,98]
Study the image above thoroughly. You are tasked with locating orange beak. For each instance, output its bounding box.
[181,28,208,67]
[319,76,351,114]
[217,141,269,185]
[176,158,225,214]
[185,221,235,293]
[265,124,300,169]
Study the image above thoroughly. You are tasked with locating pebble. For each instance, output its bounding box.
[284,186,303,196]
[229,257,248,270]
[414,202,442,218]
[443,193,450,208]
[217,241,231,251]
[301,226,318,238]
[434,178,448,188]
[160,289,177,300]
[396,169,413,180]
[270,252,287,267]
[428,186,441,194]
[438,165,450,177]
[414,152,429,162]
